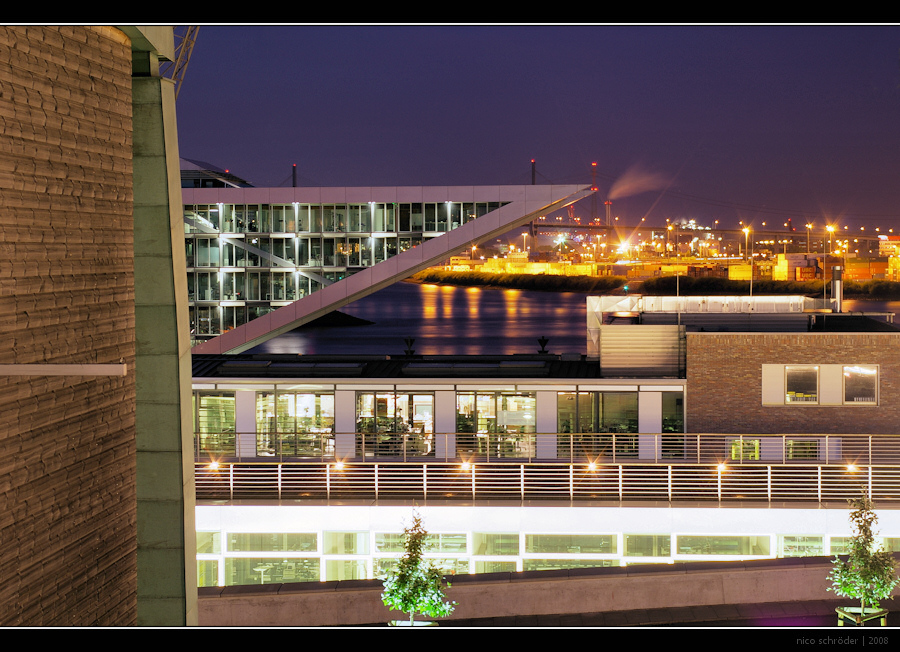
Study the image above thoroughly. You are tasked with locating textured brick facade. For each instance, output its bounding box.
[0,26,136,625]
[686,332,900,435]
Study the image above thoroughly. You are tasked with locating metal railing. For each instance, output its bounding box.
[195,431,900,466]
[194,432,900,505]
[194,459,900,505]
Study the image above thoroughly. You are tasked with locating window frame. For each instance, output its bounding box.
[842,365,878,405]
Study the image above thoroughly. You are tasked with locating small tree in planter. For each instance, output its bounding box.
[381,511,456,626]
[828,488,899,625]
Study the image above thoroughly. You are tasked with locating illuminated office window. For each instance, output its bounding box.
[677,535,770,556]
[473,533,519,556]
[779,535,824,557]
[229,533,317,553]
[525,534,615,554]
[785,365,818,403]
[625,534,671,557]
[730,438,760,461]
[225,558,319,585]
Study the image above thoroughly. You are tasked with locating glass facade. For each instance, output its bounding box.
[195,524,894,588]
[556,391,640,458]
[185,200,507,343]
[356,392,435,457]
[256,391,334,456]
[456,391,536,458]
[193,391,235,455]
[191,384,686,461]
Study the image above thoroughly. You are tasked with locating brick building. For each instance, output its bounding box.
[687,331,900,435]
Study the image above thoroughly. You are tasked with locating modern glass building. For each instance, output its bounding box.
[184,187,507,343]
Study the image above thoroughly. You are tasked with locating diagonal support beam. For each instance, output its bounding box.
[193,185,593,354]
[185,214,333,287]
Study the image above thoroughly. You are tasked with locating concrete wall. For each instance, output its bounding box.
[686,332,900,434]
[0,26,137,625]
[198,556,891,627]
[132,62,197,625]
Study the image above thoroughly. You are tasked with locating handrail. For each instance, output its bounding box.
[194,431,900,466]
[194,458,900,505]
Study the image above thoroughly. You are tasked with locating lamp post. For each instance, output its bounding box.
[743,227,753,304]
[806,223,812,255]
[824,225,836,308]
[521,232,528,253]
[667,225,673,261]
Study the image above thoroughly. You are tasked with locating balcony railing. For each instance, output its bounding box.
[194,431,900,466]
[195,459,900,504]
[193,431,900,504]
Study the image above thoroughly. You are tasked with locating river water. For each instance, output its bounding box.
[249,282,589,356]
[248,283,900,356]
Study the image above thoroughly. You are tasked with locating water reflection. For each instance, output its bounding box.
[251,282,588,356]
[249,288,899,357]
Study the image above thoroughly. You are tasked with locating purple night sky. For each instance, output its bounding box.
[175,24,900,229]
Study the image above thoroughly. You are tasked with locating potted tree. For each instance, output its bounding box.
[381,511,456,626]
[829,488,899,626]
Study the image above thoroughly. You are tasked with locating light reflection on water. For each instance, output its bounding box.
[250,282,588,356]
[248,288,899,357]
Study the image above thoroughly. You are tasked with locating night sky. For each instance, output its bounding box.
[175,24,900,229]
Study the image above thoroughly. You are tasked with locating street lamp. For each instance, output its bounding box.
[667,225,673,260]
[521,232,528,253]
[743,227,753,301]
[806,223,812,255]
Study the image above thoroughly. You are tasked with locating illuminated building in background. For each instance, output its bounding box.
[183,177,592,350]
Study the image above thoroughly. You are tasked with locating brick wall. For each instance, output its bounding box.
[0,26,136,625]
[686,332,900,434]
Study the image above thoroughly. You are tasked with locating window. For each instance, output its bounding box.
[458,392,536,435]
[456,391,536,458]
[356,392,434,457]
[197,532,221,554]
[786,439,818,460]
[525,534,616,554]
[843,365,877,404]
[256,391,334,457]
[323,532,368,555]
[625,535,671,557]
[676,535,770,556]
[473,533,519,556]
[779,535,823,557]
[194,391,235,454]
[556,391,639,459]
[229,533,317,553]
[785,365,818,403]
[225,558,319,585]
[730,438,760,461]
[197,560,218,587]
